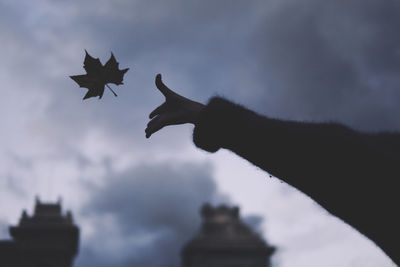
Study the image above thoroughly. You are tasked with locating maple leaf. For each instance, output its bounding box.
[70,50,129,100]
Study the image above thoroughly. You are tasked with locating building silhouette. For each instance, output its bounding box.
[0,197,79,267]
[181,204,275,267]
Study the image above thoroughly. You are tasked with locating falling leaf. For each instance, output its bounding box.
[70,50,129,100]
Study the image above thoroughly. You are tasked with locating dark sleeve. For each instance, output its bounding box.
[193,97,399,264]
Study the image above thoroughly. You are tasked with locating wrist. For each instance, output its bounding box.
[188,101,205,125]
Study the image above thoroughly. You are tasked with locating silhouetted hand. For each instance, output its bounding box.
[146,74,205,138]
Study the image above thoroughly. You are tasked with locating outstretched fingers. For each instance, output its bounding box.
[149,102,167,119]
[145,115,166,138]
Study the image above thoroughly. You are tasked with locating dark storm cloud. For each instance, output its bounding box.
[39,0,262,101]
[76,161,229,267]
[3,0,400,155]
[50,0,400,133]
[249,0,400,131]
[29,0,269,156]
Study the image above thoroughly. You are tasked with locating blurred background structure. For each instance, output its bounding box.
[0,198,277,267]
[0,198,79,267]
[182,204,275,267]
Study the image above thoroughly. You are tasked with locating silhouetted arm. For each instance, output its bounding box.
[193,97,399,264]
[147,75,399,264]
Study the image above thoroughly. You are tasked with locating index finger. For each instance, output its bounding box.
[155,74,173,97]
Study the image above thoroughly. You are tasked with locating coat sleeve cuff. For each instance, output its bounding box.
[193,97,242,153]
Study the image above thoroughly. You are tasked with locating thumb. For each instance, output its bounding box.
[155,74,173,97]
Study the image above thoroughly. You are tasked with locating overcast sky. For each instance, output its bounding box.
[0,0,399,266]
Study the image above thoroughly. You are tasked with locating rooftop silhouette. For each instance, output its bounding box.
[181,203,275,267]
[0,197,79,267]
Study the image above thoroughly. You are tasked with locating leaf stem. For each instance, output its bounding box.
[106,84,118,97]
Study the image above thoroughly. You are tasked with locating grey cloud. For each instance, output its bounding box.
[76,161,229,267]
[243,214,264,235]
[0,0,263,159]
[49,0,400,134]
[25,0,269,156]
[4,0,400,159]
[0,220,9,239]
[249,0,400,131]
